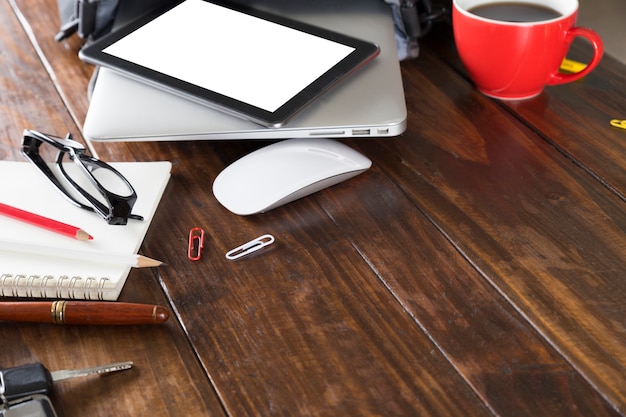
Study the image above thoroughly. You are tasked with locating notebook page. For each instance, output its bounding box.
[0,161,171,300]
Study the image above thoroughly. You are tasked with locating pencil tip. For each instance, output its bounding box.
[136,255,166,268]
[76,229,94,241]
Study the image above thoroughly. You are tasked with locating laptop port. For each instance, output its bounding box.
[351,129,371,135]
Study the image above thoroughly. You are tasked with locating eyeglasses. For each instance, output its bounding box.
[20,129,143,225]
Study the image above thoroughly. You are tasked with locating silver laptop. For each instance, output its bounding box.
[82,0,407,141]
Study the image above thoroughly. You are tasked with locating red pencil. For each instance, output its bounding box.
[0,202,93,241]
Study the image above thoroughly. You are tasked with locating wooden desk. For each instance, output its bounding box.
[2,1,625,415]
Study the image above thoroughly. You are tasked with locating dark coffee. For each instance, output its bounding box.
[468,2,562,22]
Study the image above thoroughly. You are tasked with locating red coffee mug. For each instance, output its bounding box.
[453,0,604,100]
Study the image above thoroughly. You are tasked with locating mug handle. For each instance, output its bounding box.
[548,27,604,85]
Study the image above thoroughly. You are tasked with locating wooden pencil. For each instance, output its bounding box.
[0,201,93,240]
[0,240,164,268]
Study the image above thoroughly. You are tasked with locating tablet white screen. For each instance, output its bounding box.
[103,0,355,112]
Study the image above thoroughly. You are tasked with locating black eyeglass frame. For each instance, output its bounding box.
[20,129,143,225]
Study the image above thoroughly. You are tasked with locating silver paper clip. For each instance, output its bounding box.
[226,234,275,260]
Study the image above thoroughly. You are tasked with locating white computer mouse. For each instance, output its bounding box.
[212,138,372,215]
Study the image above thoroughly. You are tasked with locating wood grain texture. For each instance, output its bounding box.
[139,150,493,416]
[360,45,626,410]
[405,32,626,412]
[423,25,626,200]
[9,0,93,133]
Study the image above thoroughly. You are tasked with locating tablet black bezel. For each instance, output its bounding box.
[79,0,380,128]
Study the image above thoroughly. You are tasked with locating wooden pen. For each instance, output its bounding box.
[0,300,170,325]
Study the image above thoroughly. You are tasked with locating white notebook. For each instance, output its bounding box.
[0,161,171,300]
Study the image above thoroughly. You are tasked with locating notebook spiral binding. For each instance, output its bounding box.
[1,273,111,300]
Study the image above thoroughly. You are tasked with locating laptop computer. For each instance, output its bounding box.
[82,0,407,141]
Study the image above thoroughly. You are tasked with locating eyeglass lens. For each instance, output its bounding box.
[58,153,134,204]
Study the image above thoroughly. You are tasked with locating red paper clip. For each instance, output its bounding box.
[188,227,205,261]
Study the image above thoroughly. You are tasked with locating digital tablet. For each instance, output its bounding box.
[79,0,380,127]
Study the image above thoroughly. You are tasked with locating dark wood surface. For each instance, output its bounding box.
[2,0,625,416]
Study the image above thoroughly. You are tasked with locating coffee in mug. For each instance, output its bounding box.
[453,0,604,100]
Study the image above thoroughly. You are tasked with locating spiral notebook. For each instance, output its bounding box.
[0,160,171,300]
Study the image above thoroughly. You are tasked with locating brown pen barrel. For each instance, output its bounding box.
[0,301,169,325]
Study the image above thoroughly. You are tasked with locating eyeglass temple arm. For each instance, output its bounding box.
[21,136,95,213]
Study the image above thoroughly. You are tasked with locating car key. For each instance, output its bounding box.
[1,395,58,417]
[0,362,132,403]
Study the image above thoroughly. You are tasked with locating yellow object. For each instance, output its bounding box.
[610,119,626,130]
[560,58,587,73]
